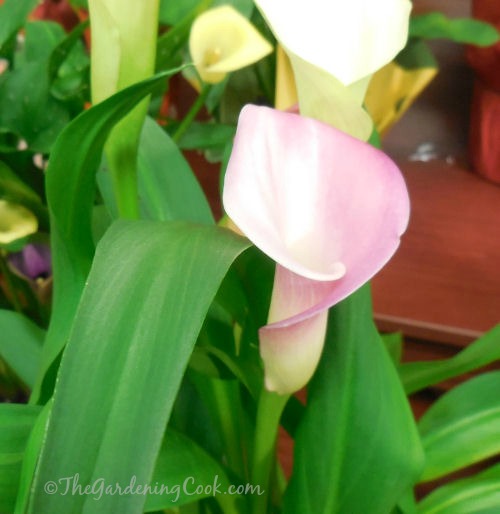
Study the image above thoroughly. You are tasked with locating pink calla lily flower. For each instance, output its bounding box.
[223,105,410,394]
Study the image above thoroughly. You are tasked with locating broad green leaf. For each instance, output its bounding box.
[145,429,242,512]
[0,310,44,388]
[31,68,180,403]
[28,220,249,514]
[418,462,500,514]
[0,0,39,52]
[410,13,500,47]
[0,404,41,514]
[283,286,424,514]
[98,117,214,224]
[419,371,500,482]
[138,117,213,223]
[401,325,500,394]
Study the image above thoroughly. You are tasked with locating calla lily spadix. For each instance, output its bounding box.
[189,5,273,85]
[223,105,410,394]
[255,0,412,139]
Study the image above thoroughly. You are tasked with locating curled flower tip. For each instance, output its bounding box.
[189,5,273,84]
[0,200,38,245]
[223,105,410,393]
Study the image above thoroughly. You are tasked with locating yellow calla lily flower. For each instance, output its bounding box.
[365,61,438,136]
[0,200,38,244]
[189,5,273,84]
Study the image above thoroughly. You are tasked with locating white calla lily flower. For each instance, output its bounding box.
[256,0,412,139]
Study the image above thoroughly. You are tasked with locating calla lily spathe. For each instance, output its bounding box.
[255,0,412,139]
[0,200,38,245]
[223,105,410,394]
[88,0,159,217]
[365,61,437,135]
[189,5,273,84]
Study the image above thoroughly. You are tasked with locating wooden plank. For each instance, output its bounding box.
[373,161,500,345]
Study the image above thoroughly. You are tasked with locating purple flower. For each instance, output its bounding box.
[8,243,52,281]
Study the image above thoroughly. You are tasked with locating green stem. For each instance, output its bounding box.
[0,252,23,313]
[251,389,290,514]
[110,155,140,219]
[210,379,247,478]
[172,85,211,143]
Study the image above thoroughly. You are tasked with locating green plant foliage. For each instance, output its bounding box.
[98,117,214,223]
[0,20,88,153]
[0,0,39,53]
[31,68,181,403]
[418,462,500,514]
[410,13,500,47]
[283,286,424,514]
[146,429,242,512]
[0,310,44,388]
[401,324,500,394]
[0,404,41,514]
[26,220,249,514]
[419,371,500,482]
[138,117,214,223]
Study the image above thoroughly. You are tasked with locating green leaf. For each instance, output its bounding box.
[401,324,500,394]
[31,68,181,403]
[137,117,213,223]
[0,21,75,152]
[27,220,249,514]
[155,1,211,72]
[0,63,70,152]
[418,462,500,514]
[13,401,51,514]
[145,429,242,512]
[16,21,64,66]
[176,121,236,151]
[283,286,424,514]
[159,0,201,26]
[419,371,500,482]
[97,117,213,224]
[410,13,500,47]
[0,0,39,52]
[396,39,438,70]
[0,404,41,514]
[0,310,44,388]
[382,332,403,366]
